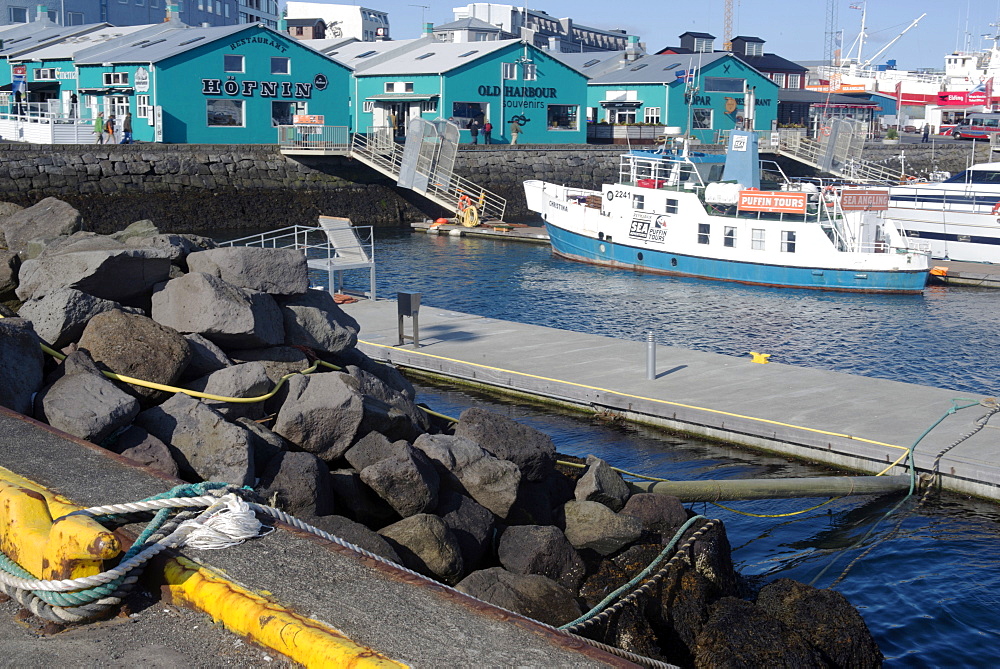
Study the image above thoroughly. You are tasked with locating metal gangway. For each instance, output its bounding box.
[774,120,905,183]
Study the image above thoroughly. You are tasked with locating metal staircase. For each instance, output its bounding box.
[774,120,905,183]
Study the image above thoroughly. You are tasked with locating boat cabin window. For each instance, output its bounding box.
[698,223,710,245]
[724,226,736,247]
[665,198,678,214]
[752,228,765,250]
[943,169,1000,185]
[633,194,645,210]
[781,231,796,253]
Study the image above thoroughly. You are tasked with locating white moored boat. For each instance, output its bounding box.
[524,131,930,293]
[887,163,1000,263]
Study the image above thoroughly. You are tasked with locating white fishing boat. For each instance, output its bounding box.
[524,131,930,293]
[886,162,1000,263]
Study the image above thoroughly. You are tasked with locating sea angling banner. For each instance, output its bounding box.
[840,190,889,211]
[737,191,807,214]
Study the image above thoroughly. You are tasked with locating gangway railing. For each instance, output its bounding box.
[277,125,350,155]
[776,129,904,183]
[350,130,506,222]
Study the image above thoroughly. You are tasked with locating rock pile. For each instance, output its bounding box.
[0,198,882,666]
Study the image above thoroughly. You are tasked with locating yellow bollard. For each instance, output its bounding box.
[749,351,771,364]
[0,471,120,580]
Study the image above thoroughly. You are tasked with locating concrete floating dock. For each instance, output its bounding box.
[0,407,624,668]
[346,300,1000,501]
[929,259,1000,288]
[411,220,550,244]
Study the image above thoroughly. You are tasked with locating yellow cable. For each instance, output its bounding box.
[360,339,910,454]
[710,497,839,518]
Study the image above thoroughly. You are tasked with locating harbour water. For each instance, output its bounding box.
[361,229,1000,665]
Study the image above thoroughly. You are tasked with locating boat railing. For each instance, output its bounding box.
[890,187,1000,214]
[619,153,707,189]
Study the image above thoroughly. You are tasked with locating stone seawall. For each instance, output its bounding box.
[0,142,989,233]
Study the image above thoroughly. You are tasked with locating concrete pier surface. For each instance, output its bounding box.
[345,299,1000,501]
[0,408,624,667]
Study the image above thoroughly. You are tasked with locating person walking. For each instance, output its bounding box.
[94,111,105,144]
[469,119,479,145]
[482,119,492,144]
[921,124,930,143]
[121,111,133,144]
[104,114,117,144]
[509,119,521,145]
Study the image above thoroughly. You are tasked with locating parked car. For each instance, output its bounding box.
[903,125,917,133]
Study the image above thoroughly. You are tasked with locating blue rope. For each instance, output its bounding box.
[559,514,707,630]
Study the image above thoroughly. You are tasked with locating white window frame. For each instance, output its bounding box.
[643,106,661,125]
[34,68,57,81]
[502,62,516,80]
[698,223,710,244]
[136,94,151,119]
[271,57,290,75]
[746,42,763,57]
[633,194,645,210]
[420,99,437,113]
[781,230,796,253]
[523,63,537,81]
[787,73,801,89]
[108,95,129,118]
[103,72,130,86]
[8,6,27,22]
[692,108,712,129]
[224,54,244,73]
[770,72,785,87]
[724,226,736,247]
[752,228,765,250]
[207,99,244,127]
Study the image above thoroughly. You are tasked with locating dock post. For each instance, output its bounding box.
[646,331,655,380]
[397,292,421,348]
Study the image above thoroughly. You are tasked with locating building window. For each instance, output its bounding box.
[66,11,84,24]
[665,199,678,214]
[502,62,516,79]
[9,6,27,21]
[633,194,645,210]
[224,54,244,73]
[609,108,636,124]
[781,230,796,253]
[34,69,57,80]
[136,94,151,119]
[404,82,414,93]
[452,101,486,129]
[103,72,129,85]
[523,63,537,81]
[547,104,578,130]
[693,37,713,52]
[704,77,744,93]
[698,223,710,244]
[46,9,57,19]
[752,228,765,250]
[420,99,437,113]
[644,107,661,124]
[272,100,305,126]
[787,73,801,88]
[745,42,763,57]
[108,95,129,117]
[724,226,736,247]
[770,72,785,87]
[692,108,712,129]
[207,99,243,127]
[363,100,375,113]
[385,82,394,93]
[271,57,290,75]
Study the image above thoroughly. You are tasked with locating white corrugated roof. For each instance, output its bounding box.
[9,25,152,61]
[352,38,516,76]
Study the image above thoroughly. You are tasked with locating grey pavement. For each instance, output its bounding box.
[345,299,1000,500]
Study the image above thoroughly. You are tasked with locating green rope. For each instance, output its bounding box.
[558,514,707,630]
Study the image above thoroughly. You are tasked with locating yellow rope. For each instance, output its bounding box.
[709,497,839,518]
[359,340,910,454]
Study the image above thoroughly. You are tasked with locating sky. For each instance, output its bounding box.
[331,0,1000,70]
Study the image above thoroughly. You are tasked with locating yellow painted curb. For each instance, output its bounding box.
[161,556,403,668]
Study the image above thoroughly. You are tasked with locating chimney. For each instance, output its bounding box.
[422,22,433,36]
[624,35,642,63]
[165,3,180,23]
[36,5,48,22]
[278,17,287,32]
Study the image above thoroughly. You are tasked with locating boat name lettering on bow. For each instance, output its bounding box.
[549,200,568,212]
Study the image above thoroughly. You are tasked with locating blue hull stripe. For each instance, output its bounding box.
[546,223,928,293]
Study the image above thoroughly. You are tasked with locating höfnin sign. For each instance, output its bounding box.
[737,191,808,214]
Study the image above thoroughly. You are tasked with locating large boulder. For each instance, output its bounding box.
[693,597,823,667]
[456,568,582,627]
[562,500,642,556]
[236,417,289,474]
[15,248,172,304]
[329,468,398,528]
[360,445,440,518]
[454,408,556,482]
[498,525,585,591]
[0,197,81,254]
[78,310,192,403]
[229,346,311,385]
[127,234,212,264]
[184,362,271,421]
[150,272,283,350]
[0,250,20,301]
[34,351,140,445]
[346,365,428,441]
[180,333,232,382]
[111,220,160,243]
[277,289,359,354]
[333,347,415,400]
[413,434,521,519]
[257,451,335,518]
[0,318,45,415]
[104,425,180,478]
[344,431,408,472]
[303,514,401,564]
[756,578,883,668]
[271,372,364,462]
[620,493,689,536]
[575,455,631,511]
[378,513,464,584]
[187,247,308,296]
[18,289,142,348]
[134,393,254,486]
[436,489,495,573]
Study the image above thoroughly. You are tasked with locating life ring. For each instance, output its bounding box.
[992,200,1000,216]
[457,195,472,212]
[460,205,479,228]
[820,126,831,137]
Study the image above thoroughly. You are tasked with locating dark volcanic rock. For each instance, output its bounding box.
[563,500,642,556]
[185,361,271,421]
[187,247,309,296]
[344,431,407,472]
[277,289,360,354]
[456,567,582,627]
[301,514,401,564]
[105,425,179,478]
[498,525,585,591]
[0,197,81,254]
[454,407,556,482]
[378,513,464,584]
[271,372,364,462]
[258,450,335,518]
[0,318,45,415]
[620,493,689,536]
[756,578,883,668]
[575,455,631,511]
[360,446,440,518]
[17,289,142,348]
[329,468,398,528]
[16,248,172,304]
[180,333,232,381]
[436,489,495,574]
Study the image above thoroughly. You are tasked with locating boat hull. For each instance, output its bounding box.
[545,220,928,294]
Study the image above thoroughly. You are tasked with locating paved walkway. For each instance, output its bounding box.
[345,299,1000,501]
